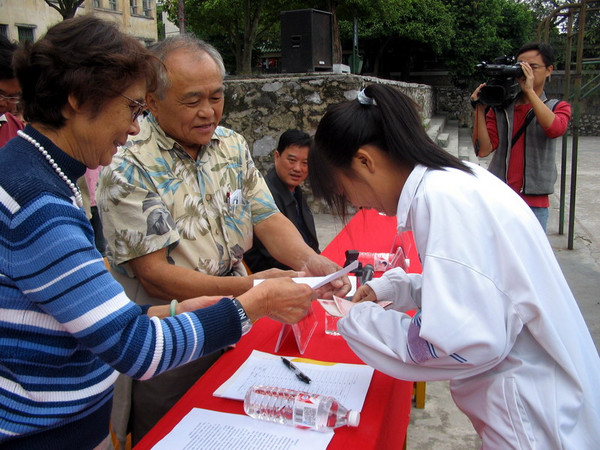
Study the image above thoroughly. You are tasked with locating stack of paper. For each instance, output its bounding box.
[214,350,374,412]
[318,295,391,318]
[152,350,375,450]
[152,408,334,449]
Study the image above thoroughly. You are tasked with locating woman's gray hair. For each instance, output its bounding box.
[149,34,226,99]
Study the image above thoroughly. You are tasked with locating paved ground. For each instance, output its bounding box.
[312,134,600,449]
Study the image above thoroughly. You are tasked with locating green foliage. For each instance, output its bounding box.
[340,0,454,54]
[442,0,535,87]
[162,0,541,84]
[519,1,600,68]
[157,2,166,41]
[164,0,307,74]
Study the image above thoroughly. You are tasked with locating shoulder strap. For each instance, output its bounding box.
[510,99,553,147]
[511,109,535,147]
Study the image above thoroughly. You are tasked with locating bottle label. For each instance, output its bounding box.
[292,392,321,429]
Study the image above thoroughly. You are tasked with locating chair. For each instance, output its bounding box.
[413,381,427,409]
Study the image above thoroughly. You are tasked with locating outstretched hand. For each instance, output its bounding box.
[302,254,351,298]
[237,277,315,324]
[352,284,378,303]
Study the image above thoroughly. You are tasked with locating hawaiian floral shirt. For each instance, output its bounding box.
[97,114,278,277]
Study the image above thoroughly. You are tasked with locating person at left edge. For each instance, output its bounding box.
[0,34,24,148]
[96,34,349,445]
[244,129,320,273]
[0,16,314,449]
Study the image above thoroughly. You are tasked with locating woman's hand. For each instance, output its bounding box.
[352,284,378,303]
[237,277,315,324]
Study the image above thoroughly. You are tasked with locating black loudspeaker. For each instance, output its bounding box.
[280,9,333,73]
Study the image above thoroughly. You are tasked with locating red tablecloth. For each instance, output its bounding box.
[321,208,421,275]
[134,308,413,449]
[135,209,419,449]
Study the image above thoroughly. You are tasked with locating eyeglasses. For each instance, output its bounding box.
[0,93,21,104]
[120,94,147,122]
[528,64,547,70]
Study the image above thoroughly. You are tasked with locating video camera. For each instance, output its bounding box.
[476,55,524,107]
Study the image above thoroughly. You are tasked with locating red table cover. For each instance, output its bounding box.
[135,209,419,449]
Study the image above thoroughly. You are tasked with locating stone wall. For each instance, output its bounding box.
[222,75,434,156]
[220,73,434,213]
[436,86,473,127]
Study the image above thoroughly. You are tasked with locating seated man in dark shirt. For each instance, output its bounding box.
[244,129,320,272]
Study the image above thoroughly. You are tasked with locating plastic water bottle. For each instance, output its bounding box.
[243,385,360,432]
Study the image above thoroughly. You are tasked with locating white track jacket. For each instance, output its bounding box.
[339,163,600,449]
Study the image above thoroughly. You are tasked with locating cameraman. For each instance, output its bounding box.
[471,42,571,231]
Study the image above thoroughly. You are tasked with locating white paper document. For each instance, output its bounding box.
[253,260,359,292]
[151,408,334,450]
[309,259,359,289]
[214,350,374,412]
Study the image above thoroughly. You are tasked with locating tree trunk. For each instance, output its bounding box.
[328,0,342,64]
[240,42,253,75]
[237,0,265,75]
[373,37,392,76]
[44,0,85,20]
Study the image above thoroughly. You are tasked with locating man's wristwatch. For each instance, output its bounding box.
[231,297,253,335]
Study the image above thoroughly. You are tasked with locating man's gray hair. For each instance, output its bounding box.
[149,34,226,99]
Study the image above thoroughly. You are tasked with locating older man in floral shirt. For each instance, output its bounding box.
[97,36,347,445]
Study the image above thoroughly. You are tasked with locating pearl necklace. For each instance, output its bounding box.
[17,130,83,208]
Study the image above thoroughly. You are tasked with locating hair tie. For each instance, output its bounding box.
[357,89,376,106]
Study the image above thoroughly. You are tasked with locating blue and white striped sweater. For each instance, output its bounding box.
[0,126,242,447]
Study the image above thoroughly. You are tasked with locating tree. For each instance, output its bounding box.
[310,0,390,65]
[165,0,307,75]
[442,0,534,87]
[517,0,573,21]
[163,0,535,82]
[335,0,455,78]
[44,0,86,20]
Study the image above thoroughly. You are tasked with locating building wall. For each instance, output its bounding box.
[0,0,157,44]
[161,5,179,37]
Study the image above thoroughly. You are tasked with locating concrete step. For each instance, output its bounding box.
[428,116,482,165]
[437,132,450,148]
[441,119,459,159]
[426,115,447,143]
[435,119,482,166]
[457,123,485,166]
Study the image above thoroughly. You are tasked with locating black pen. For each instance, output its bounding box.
[281,356,311,384]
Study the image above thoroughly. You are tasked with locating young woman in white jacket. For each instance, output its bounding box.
[309,84,600,449]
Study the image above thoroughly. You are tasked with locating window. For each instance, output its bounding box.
[0,25,8,39]
[17,25,35,43]
[109,0,117,10]
[143,0,152,16]
[93,0,101,7]
[130,0,138,15]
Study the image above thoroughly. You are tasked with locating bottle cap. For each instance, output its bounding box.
[348,410,360,427]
